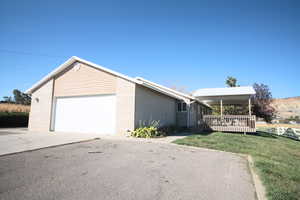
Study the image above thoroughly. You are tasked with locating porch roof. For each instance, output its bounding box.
[192,86,255,105]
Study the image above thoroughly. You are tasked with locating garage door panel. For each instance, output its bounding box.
[54,95,116,134]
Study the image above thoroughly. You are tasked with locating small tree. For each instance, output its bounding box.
[13,89,31,105]
[13,90,23,104]
[251,83,275,122]
[226,76,238,87]
[21,92,31,105]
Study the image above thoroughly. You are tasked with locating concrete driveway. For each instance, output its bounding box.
[0,128,100,156]
[0,139,256,200]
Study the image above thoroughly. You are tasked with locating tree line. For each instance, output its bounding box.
[1,89,31,105]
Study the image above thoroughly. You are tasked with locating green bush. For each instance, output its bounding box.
[0,112,29,127]
[131,126,166,138]
[131,120,181,138]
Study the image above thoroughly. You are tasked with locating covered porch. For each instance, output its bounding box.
[193,87,256,133]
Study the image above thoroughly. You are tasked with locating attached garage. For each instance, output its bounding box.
[53,95,116,134]
[27,57,137,135]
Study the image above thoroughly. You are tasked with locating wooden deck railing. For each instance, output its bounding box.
[203,115,256,133]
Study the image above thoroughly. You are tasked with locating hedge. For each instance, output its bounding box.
[0,112,29,127]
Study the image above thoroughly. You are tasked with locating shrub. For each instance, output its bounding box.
[158,125,177,135]
[131,120,166,138]
[131,120,181,138]
[131,126,166,138]
[0,112,29,127]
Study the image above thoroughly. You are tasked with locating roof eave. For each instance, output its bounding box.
[140,82,187,101]
[135,77,213,108]
[195,93,255,97]
[25,56,142,94]
[25,56,77,94]
[135,77,195,100]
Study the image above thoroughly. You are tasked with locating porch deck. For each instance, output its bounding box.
[203,115,256,133]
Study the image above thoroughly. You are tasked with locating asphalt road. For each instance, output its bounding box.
[0,139,256,200]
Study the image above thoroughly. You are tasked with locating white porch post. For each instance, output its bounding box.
[248,98,251,116]
[220,99,223,117]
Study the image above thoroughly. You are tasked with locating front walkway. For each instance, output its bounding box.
[0,128,100,156]
[0,129,190,156]
[101,132,191,143]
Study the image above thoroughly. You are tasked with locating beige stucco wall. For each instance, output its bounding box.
[116,78,136,135]
[54,62,117,97]
[28,79,54,131]
[134,85,176,128]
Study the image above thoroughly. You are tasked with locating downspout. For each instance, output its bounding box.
[187,103,190,128]
[49,78,55,131]
[186,104,190,128]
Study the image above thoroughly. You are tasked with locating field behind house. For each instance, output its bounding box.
[0,103,30,113]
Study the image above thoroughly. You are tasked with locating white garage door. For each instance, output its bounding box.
[53,95,116,134]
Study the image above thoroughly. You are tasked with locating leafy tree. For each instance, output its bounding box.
[13,90,23,104]
[226,76,238,87]
[251,83,275,122]
[13,89,31,105]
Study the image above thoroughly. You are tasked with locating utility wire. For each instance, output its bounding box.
[0,49,69,59]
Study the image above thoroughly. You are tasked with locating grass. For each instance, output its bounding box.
[173,131,300,200]
[0,103,30,113]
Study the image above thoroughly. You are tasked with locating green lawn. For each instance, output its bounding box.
[173,131,300,200]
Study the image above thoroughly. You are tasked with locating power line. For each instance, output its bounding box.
[0,49,69,59]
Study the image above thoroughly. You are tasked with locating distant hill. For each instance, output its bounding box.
[271,97,300,119]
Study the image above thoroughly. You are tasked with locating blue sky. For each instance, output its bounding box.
[0,0,299,98]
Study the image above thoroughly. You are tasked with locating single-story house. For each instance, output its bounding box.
[26,56,211,135]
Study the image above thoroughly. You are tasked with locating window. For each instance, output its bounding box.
[182,103,187,111]
[177,102,187,112]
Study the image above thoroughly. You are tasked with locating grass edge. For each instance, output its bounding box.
[247,155,267,200]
